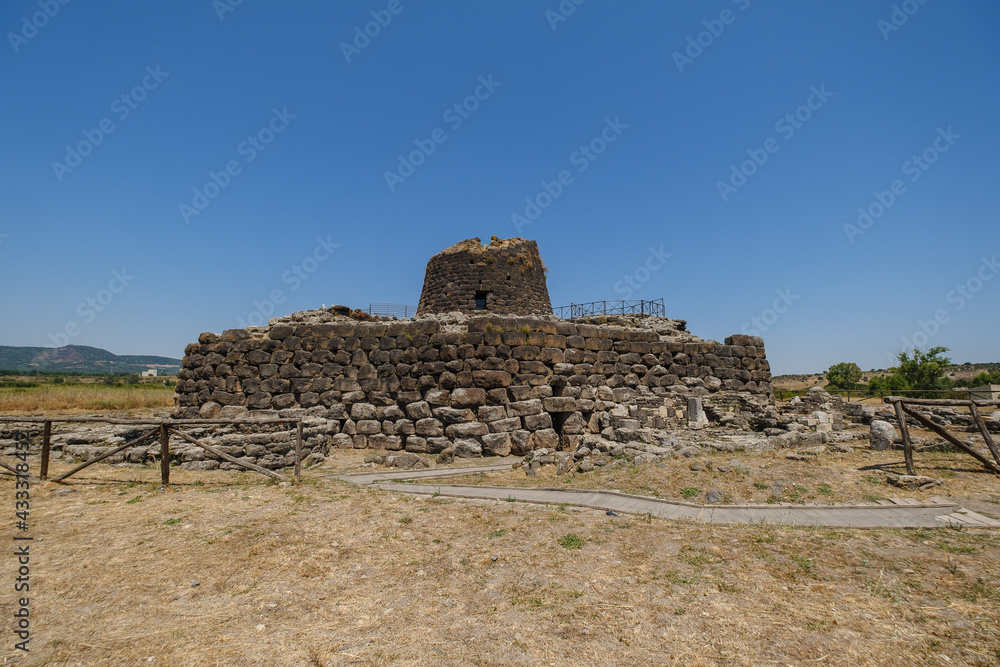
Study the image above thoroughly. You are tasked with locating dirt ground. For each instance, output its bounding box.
[3,444,1000,666]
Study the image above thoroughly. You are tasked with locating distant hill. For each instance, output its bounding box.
[0,345,180,375]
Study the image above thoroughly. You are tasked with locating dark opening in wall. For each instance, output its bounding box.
[551,411,570,434]
[474,290,489,310]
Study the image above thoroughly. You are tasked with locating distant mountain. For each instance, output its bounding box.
[0,345,181,375]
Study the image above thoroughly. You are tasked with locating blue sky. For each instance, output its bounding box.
[1,0,997,375]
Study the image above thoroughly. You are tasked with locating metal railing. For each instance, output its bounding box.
[553,298,664,320]
[368,303,417,318]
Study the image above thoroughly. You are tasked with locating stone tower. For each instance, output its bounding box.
[417,237,553,316]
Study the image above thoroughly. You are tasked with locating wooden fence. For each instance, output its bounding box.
[883,396,1000,476]
[0,416,304,484]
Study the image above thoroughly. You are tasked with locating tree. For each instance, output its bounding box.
[895,347,953,395]
[867,374,910,395]
[955,370,1000,387]
[826,362,862,390]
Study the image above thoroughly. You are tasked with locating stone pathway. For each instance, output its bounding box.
[330,463,1000,529]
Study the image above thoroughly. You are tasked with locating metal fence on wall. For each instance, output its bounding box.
[368,303,417,318]
[553,298,664,320]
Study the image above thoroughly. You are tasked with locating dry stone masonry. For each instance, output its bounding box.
[172,237,778,462]
[417,237,552,315]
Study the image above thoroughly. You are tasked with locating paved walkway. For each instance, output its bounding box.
[330,464,1000,529]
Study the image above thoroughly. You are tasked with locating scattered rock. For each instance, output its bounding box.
[705,488,724,503]
[870,420,895,451]
[690,462,705,472]
[886,473,944,490]
[674,445,701,458]
[436,448,455,464]
[191,580,200,587]
[785,453,807,461]
[578,460,594,473]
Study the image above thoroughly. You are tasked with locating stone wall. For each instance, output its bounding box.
[174,316,773,458]
[417,237,552,316]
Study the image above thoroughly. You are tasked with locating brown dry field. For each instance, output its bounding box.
[3,444,1000,666]
[0,385,174,413]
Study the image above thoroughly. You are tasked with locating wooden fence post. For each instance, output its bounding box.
[892,400,915,475]
[969,403,1000,465]
[159,424,170,486]
[295,421,303,483]
[40,420,51,480]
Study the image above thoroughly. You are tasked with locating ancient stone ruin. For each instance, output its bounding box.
[172,237,778,467]
[417,237,552,315]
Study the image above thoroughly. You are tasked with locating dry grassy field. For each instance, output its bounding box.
[0,384,174,413]
[426,444,1000,511]
[3,446,999,666]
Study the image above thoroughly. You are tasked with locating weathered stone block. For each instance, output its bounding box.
[477,405,507,422]
[481,432,511,457]
[445,421,489,438]
[489,416,521,432]
[454,439,482,458]
[415,418,444,437]
[543,397,577,413]
[351,403,377,420]
[508,399,543,416]
[451,387,487,408]
[356,420,381,435]
[523,412,552,431]
[432,407,476,423]
[472,370,512,389]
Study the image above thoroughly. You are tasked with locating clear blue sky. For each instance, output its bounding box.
[1,0,998,375]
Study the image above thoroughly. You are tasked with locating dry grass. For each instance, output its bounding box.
[0,384,174,413]
[4,454,1000,666]
[428,445,1000,510]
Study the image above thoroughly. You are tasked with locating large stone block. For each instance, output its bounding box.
[543,397,577,413]
[472,370,512,389]
[445,421,489,438]
[524,412,553,431]
[451,387,487,408]
[415,418,444,437]
[481,432,511,457]
[508,399,543,416]
[433,407,476,423]
[454,438,483,458]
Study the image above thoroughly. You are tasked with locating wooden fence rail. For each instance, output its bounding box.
[883,396,1000,476]
[0,416,304,484]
